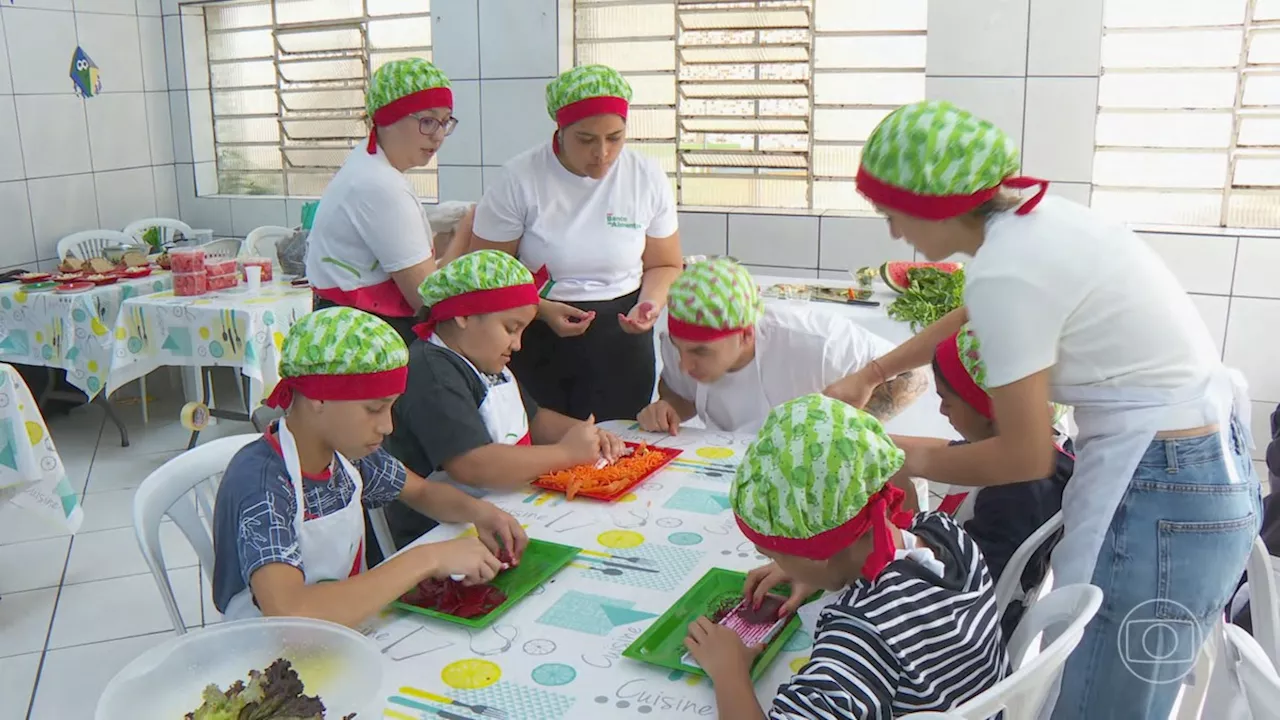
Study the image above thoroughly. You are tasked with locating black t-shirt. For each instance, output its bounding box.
[383,340,540,479]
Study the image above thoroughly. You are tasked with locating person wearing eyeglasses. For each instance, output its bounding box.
[463,64,682,422]
[307,58,460,345]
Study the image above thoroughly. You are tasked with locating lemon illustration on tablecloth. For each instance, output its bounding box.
[25,421,43,445]
[441,658,501,690]
[597,529,644,549]
[789,656,809,673]
[697,446,735,460]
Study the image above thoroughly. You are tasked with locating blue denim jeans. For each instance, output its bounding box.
[1051,420,1261,720]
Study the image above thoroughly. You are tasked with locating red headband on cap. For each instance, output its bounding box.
[412,266,549,339]
[264,367,409,409]
[856,167,1049,221]
[934,332,993,419]
[552,96,629,155]
[666,316,748,343]
[366,86,454,154]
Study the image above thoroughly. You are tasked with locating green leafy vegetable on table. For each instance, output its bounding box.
[886,267,965,332]
[185,658,354,720]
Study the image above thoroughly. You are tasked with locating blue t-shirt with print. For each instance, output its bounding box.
[211,427,407,613]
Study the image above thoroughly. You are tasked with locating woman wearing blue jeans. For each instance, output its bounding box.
[826,101,1261,719]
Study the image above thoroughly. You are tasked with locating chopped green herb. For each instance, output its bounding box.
[886,267,965,332]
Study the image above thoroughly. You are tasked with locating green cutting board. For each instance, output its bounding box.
[622,567,816,681]
[391,538,580,628]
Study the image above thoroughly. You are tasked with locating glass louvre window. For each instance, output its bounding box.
[573,0,927,211]
[1096,0,1280,228]
[204,0,435,197]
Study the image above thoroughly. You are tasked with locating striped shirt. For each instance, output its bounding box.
[770,513,1007,719]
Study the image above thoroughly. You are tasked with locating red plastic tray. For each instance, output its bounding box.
[533,442,682,502]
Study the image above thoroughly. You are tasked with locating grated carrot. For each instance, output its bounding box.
[538,444,669,500]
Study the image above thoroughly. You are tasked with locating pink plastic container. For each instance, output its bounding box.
[240,257,273,282]
[169,247,206,274]
[173,272,207,297]
[204,258,238,276]
[207,272,239,291]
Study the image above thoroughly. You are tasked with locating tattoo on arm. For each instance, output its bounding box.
[865,368,929,421]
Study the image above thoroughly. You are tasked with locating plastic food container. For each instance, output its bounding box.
[207,272,239,291]
[173,272,207,297]
[169,247,206,274]
[96,617,383,720]
[241,257,273,282]
[204,258,238,276]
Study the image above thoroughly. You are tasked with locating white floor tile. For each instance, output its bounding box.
[0,506,70,545]
[47,568,201,649]
[64,524,198,586]
[0,536,69,594]
[28,632,169,720]
[75,488,141,533]
[0,652,41,720]
[0,587,57,658]
[84,449,183,495]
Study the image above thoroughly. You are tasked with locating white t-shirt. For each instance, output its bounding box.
[472,144,679,302]
[660,303,896,434]
[964,196,1220,392]
[305,146,433,293]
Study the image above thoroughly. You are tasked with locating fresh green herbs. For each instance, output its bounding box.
[886,267,965,332]
[184,658,353,720]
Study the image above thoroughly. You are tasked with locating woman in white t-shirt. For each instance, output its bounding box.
[466,65,682,421]
[306,58,455,344]
[826,101,1262,719]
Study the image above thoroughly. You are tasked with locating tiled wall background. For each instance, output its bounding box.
[0,0,1276,459]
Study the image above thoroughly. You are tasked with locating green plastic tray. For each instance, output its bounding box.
[391,538,580,628]
[622,567,814,681]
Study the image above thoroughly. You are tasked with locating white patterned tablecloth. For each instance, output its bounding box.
[0,363,84,532]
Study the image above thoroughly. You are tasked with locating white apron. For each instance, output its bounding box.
[694,355,772,434]
[224,418,366,620]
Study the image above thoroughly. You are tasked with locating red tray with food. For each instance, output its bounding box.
[17,272,52,284]
[533,442,682,501]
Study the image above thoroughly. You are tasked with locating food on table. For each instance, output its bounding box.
[878,260,963,294]
[156,251,172,270]
[120,250,149,268]
[84,273,118,285]
[183,658,353,720]
[707,593,744,624]
[241,257,274,282]
[56,281,94,293]
[207,272,240,291]
[119,265,151,277]
[17,272,51,283]
[58,257,86,273]
[205,258,239,276]
[536,443,670,500]
[738,594,786,624]
[86,257,116,274]
[174,272,209,297]
[854,265,879,288]
[885,264,966,332]
[170,247,207,273]
[399,578,508,619]
[52,272,82,282]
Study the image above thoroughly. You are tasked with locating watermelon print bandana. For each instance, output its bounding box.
[365,58,453,154]
[667,258,764,342]
[265,307,409,408]
[732,394,913,580]
[857,100,1049,220]
[413,250,547,338]
[935,323,1068,424]
[546,64,632,128]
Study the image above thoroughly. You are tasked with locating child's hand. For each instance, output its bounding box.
[421,537,502,585]
[744,562,815,617]
[470,504,528,565]
[684,616,762,679]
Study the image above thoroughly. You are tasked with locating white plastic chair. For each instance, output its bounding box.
[122,217,194,250]
[56,229,145,261]
[241,225,293,267]
[133,433,258,634]
[1245,536,1280,666]
[1224,624,1280,714]
[202,237,243,259]
[902,584,1103,720]
[995,511,1064,614]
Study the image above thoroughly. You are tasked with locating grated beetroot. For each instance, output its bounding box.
[400,578,507,619]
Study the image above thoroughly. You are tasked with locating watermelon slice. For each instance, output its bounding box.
[880,261,962,293]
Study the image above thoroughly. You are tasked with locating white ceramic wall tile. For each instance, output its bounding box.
[478,0,558,79]
[437,80,481,166]
[229,197,288,236]
[1251,401,1275,462]
[0,12,12,96]
[86,92,152,170]
[16,95,93,178]
[819,216,914,272]
[74,0,136,13]
[95,166,156,230]
[1022,77,1099,183]
[138,15,167,91]
[145,91,174,164]
[194,158,217,195]
[1027,0,1104,76]
[438,165,484,202]
[137,0,162,15]
[1233,237,1280,299]
[480,78,555,166]
[728,214,819,268]
[481,165,506,195]
[153,164,179,217]
[432,0,480,81]
[162,14,185,91]
[1048,181,1092,207]
[0,653,41,720]
[677,212,728,256]
[5,8,78,95]
[27,173,100,260]
[169,89,193,163]
[743,265,819,280]
[174,162,232,235]
[48,567,203,648]
[10,0,75,8]
[0,536,70,594]
[187,89,215,163]
[180,12,208,89]
[76,11,144,93]
[162,0,180,14]
[1188,293,1229,359]
[924,77,1025,141]
[0,587,57,658]
[1139,232,1238,296]
[29,632,171,720]
[926,0,1029,77]
[1224,297,1280,403]
[285,198,308,228]
[0,97,24,182]
[0,180,37,267]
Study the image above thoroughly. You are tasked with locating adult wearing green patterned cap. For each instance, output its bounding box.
[381,251,625,543]
[833,99,1259,720]
[638,258,926,435]
[308,58,461,344]
[212,307,527,627]
[462,64,682,424]
[683,394,1006,719]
